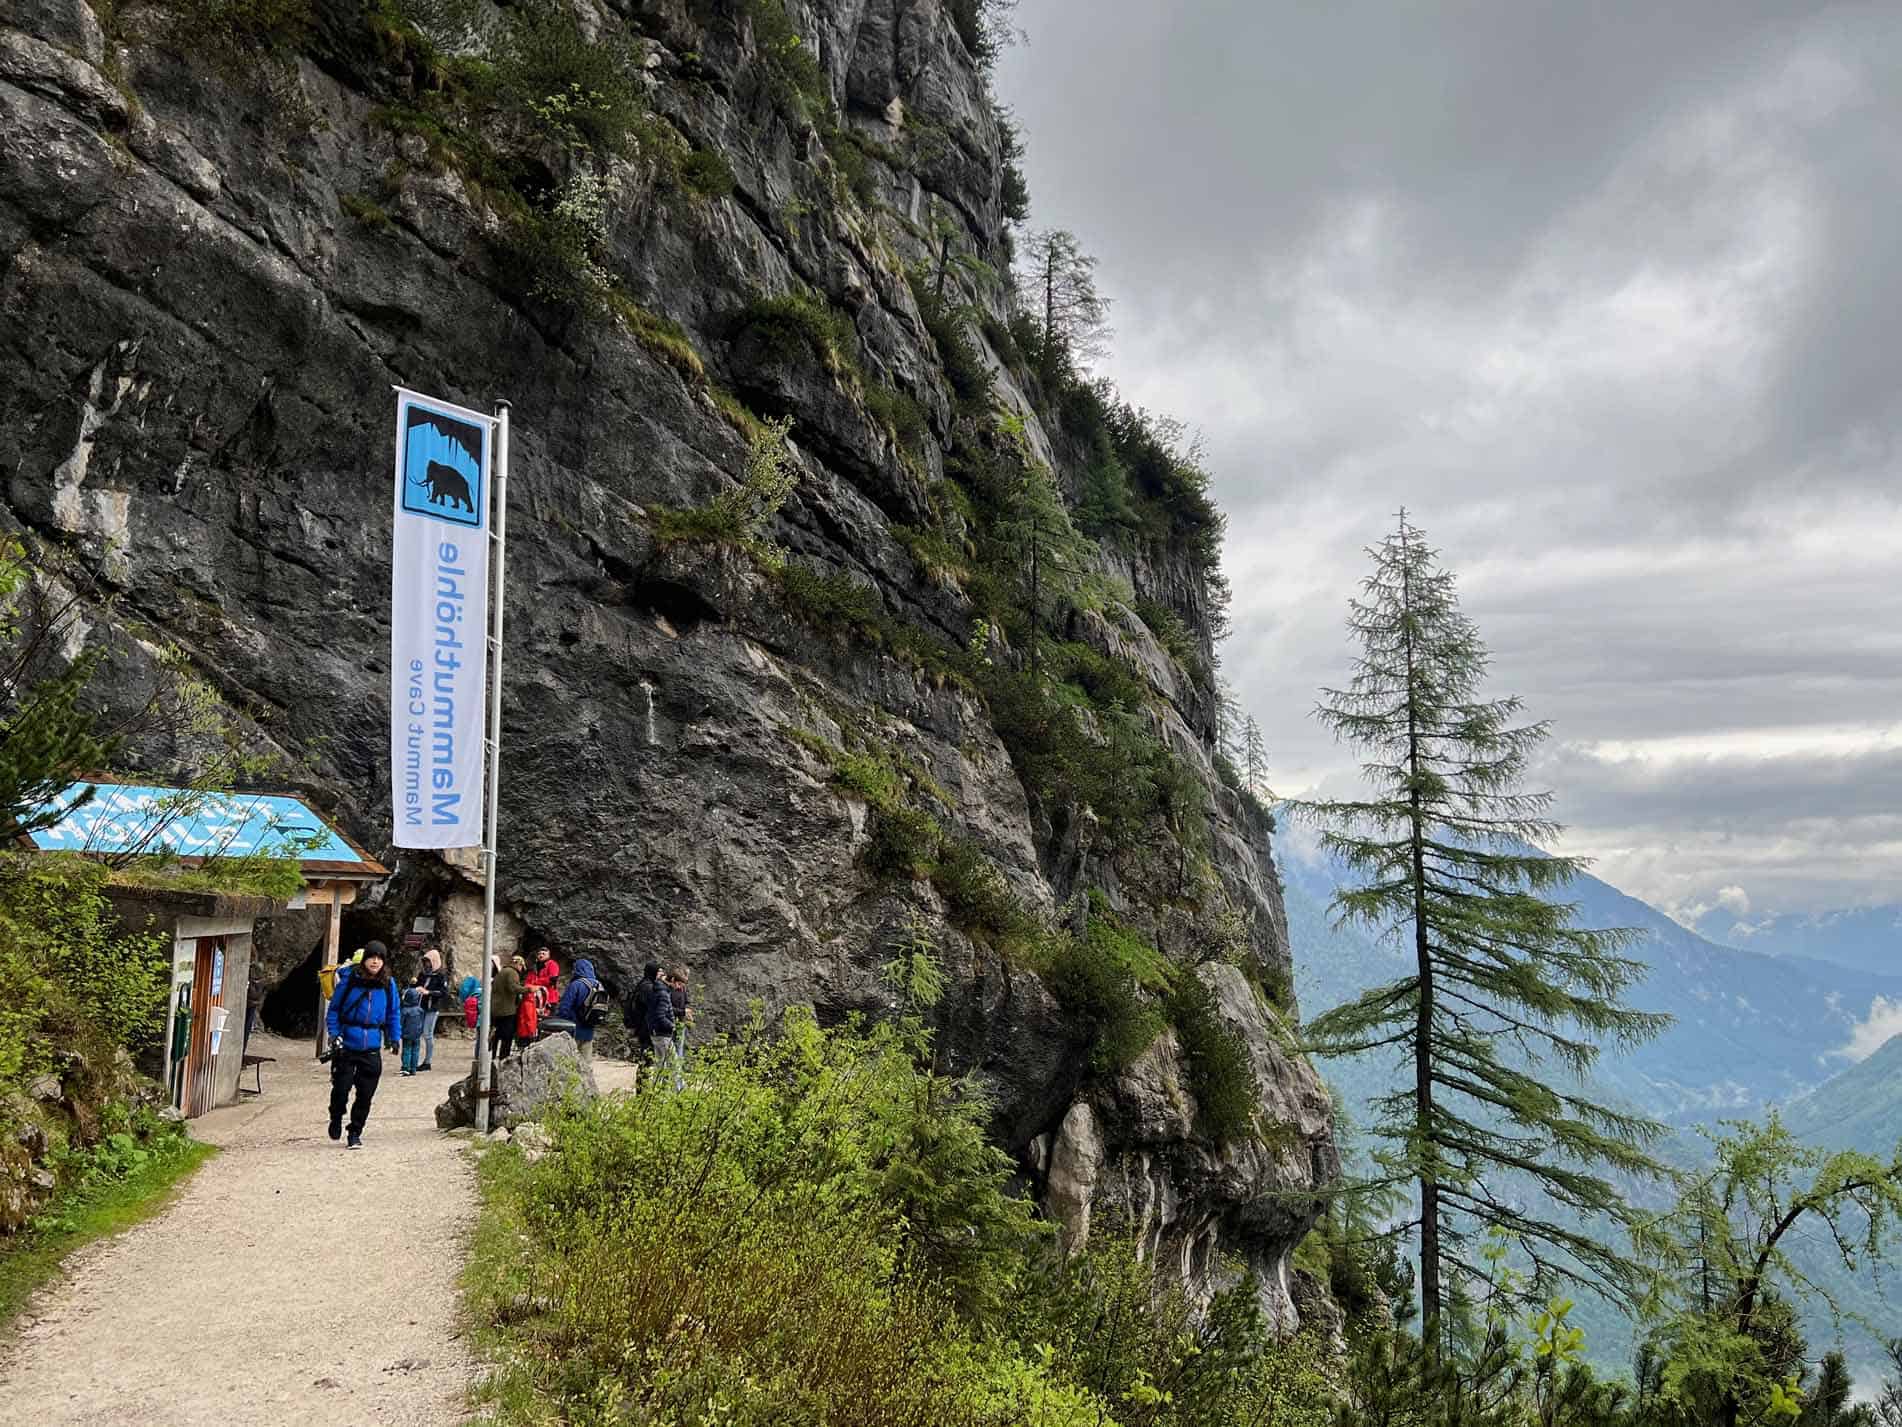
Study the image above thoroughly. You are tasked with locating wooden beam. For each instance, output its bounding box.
[315,883,344,1057]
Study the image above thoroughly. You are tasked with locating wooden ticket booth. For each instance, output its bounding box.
[21,780,387,1116]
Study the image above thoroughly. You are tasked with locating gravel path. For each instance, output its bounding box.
[0,1033,483,1427]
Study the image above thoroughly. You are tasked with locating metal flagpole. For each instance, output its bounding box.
[473,400,510,1134]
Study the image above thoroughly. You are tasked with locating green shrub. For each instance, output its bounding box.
[1050,640,1148,713]
[1007,1235,1337,1427]
[825,128,886,205]
[867,803,943,880]
[1039,928,1164,1072]
[908,272,996,411]
[945,0,1013,69]
[778,559,882,626]
[0,858,169,1080]
[929,838,1037,947]
[733,290,858,375]
[998,112,1030,222]
[1,1110,213,1324]
[338,193,391,229]
[467,1014,1335,1427]
[495,6,641,153]
[981,313,1024,371]
[605,293,706,380]
[746,0,827,117]
[1133,598,1205,681]
[1212,749,1243,792]
[648,416,796,562]
[863,384,930,453]
[468,1011,1058,1424]
[501,172,619,309]
[1167,973,1257,1143]
[894,524,972,590]
[165,0,312,58]
[679,146,736,198]
[1084,902,1176,992]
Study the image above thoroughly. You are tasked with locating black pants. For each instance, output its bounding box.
[491,1022,516,1062]
[328,1047,382,1136]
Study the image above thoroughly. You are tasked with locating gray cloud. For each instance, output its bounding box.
[999,0,1902,916]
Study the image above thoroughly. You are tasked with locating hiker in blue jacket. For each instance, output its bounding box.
[554,957,605,1071]
[325,940,402,1148]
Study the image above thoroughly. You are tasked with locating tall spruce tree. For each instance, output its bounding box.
[1295,513,1669,1355]
[1242,715,1270,801]
[1015,228,1110,389]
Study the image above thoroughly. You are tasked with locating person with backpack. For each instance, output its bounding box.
[628,962,682,1092]
[399,979,425,1075]
[325,940,401,1148]
[416,948,448,1071]
[625,962,660,1068]
[554,957,607,1069]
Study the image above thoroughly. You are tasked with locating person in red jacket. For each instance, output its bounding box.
[524,944,561,1001]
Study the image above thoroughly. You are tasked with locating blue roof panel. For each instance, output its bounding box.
[25,782,379,873]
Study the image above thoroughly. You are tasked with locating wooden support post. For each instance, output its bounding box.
[316,883,342,1057]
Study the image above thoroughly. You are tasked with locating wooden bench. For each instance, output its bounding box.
[240,1054,276,1096]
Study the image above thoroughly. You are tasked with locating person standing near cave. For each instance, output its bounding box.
[628,962,682,1091]
[325,941,401,1148]
[417,948,447,1071]
[666,968,693,1065]
[490,955,524,1063]
[244,972,264,1049]
[524,944,561,1002]
[555,957,606,1070]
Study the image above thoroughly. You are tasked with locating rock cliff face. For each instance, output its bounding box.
[1,0,1336,1324]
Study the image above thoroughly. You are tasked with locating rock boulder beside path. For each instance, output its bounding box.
[435,1036,597,1131]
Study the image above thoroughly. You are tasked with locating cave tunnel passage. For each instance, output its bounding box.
[257,909,399,1037]
[261,938,327,1038]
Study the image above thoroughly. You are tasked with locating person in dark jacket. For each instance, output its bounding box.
[628,962,682,1091]
[554,957,604,1070]
[490,955,524,1063]
[417,948,448,1071]
[325,940,401,1147]
[399,980,425,1075]
[624,963,659,1066]
[666,968,693,1065]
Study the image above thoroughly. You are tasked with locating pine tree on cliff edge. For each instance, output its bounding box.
[1294,512,1670,1356]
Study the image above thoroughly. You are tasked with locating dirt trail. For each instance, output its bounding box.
[0,1032,484,1427]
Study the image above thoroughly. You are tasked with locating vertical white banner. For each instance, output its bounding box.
[390,389,492,849]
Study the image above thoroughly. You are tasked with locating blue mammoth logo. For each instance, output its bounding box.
[415,460,475,513]
[401,408,484,528]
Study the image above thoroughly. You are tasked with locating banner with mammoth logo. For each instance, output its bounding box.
[390,388,492,849]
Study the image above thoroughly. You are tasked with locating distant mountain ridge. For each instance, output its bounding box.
[1692,904,1902,980]
[1782,1031,1902,1157]
[1282,844,1902,1126]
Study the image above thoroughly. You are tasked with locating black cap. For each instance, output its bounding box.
[365,940,389,961]
[644,961,661,978]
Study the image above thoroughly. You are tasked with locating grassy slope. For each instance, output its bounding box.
[0,1139,217,1327]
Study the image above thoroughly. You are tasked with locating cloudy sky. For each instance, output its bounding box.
[996,0,1902,926]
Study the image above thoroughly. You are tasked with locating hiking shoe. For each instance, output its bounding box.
[418,1063,431,1071]
[328,1117,342,1141]
[347,1134,363,1149]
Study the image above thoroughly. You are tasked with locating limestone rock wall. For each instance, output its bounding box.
[0,0,1336,1324]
